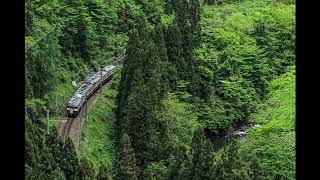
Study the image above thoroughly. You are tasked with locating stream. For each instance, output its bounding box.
[207,121,262,149]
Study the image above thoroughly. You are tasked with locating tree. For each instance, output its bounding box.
[116,20,168,170]
[168,0,202,94]
[115,133,139,180]
[97,165,109,180]
[249,156,264,180]
[164,23,185,85]
[189,0,201,48]
[25,20,61,98]
[116,0,144,33]
[61,138,79,179]
[77,158,95,180]
[58,0,99,63]
[214,127,247,179]
[151,23,170,99]
[189,127,215,179]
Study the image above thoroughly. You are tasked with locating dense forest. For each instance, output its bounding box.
[25,0,295,179]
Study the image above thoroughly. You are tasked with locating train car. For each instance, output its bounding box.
[66,65,116,117]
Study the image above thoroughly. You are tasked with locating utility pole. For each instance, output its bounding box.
[85,91,88,125]
[78,111,81,150]
[100,66,103,95]
[46,110,49,134]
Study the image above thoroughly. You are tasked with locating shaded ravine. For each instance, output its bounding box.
[206,121,262,149]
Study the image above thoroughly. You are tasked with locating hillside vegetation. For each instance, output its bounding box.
[239,67,295,179]
[25,0,295,179]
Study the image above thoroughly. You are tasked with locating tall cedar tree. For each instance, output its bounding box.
[58,0,99,63]
[77,158,95,180]
[63,138,80,179]
[115,133,139,180]
[189,128,215,179]
[165,0,201,93]
[249,156,264,180]
[116,21,168,169]
[25,112,80,179]
[97,165,109,180]
[172,0,194,80]
[215,127,247,179]
[164,23,185,87]
[152,23,170,99]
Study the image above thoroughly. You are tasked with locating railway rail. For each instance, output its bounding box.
[57,52,124,152]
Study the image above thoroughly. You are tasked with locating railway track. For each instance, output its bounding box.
[57,76,111,153]
[57,53,124,153]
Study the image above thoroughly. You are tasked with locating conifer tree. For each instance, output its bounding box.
[215,127,247,179]
[152,23,170,100]
[164,23,185,85]
[189,128,215,179]
[116,20,168,170]
[77,158,95,180]
[62,138,79,179]
[164,0,174,14]
[97,165,109,180]
[116,29,141,123]
[58,0,99,63]
[115,133,139,180]
[167,0,202,91]
[25,117,40,169]
[249,156,264,180]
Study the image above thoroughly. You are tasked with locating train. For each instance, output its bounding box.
[66,65,116,117]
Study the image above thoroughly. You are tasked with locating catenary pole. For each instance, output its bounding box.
[46,110,49,134]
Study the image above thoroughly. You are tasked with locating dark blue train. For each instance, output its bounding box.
[66,65,116,117]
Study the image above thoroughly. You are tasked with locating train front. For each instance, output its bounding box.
[66,94,82,118]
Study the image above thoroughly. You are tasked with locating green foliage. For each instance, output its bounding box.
[115,133,139,180]
[252,5,295,79]
[239,67,295,179]
[220,128,248,179]
[44,83,76,116]
[25,0,295,179]
[77,158,96,180]
[25,98,46,123]
[116,22,169,171]
[25,113,81,180]
[194,96,228,134]
[135,0,166,24]
[162,0,202,92]
[80,88,118,175]
[97,165,110,180]
[158,93,200,152]
[189,128,215,179]
[164,23,184,87]
[52,168,67,180]
[248,156,264,180]
[115,0,145,33]
[62,138,80,179]
[151,94,200,179]
[143,161,168,180]
[192,0,295,135]
[25,21,61,98]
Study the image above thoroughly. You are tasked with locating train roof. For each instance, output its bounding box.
[67,64,116,108]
